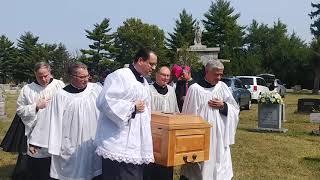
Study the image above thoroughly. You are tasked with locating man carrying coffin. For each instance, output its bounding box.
[150,66,179,113]
[29,62,102,179]
[180,60,239,180]
[16,62,65,179]
[144,66,179,180]
[95,48,158,180]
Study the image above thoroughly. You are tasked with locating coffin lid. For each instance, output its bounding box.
[151,111,211,130]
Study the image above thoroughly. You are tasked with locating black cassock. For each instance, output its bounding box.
[0,114,30,180]
[175,79,196,112]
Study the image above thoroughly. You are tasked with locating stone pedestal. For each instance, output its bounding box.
[177,45,229,66]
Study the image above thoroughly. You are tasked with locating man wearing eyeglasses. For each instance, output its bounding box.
[144,66,179,180]
[149,66,179,113]
[29,62,103,180]
[95,47,157,180]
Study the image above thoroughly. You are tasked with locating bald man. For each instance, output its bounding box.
[150,66,179,113]
[145,66,179,180]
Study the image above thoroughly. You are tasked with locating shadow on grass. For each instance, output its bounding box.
[301,156,320,170]
[242,128,287,134]
[303,157,320,163]
[0,164,14,179]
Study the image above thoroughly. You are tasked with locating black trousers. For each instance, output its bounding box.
[143,163,173,180]
[12,153,30,180]
[27,155,51,180]
[101,158,143,180]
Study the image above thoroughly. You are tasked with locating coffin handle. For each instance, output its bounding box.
[183,154,197,163]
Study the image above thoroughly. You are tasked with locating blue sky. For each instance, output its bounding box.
[0,0,314,53]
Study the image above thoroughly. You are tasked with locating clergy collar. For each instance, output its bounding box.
[153,82,168,95]
[99,80,104,86]
[198,78,216,88]
[34,78,53,87]
[63,84,87,93]
[129,64,144,83]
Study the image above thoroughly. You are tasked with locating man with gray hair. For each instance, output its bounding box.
[180,60,239,180]
[29,62,102,179]
[15,62,65,179]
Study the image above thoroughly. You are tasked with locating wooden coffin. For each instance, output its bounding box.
[151,112,211,167]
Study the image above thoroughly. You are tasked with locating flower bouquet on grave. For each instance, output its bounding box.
[258,92,283,105]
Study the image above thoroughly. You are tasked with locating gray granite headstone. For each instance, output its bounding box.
[256,104,287,133]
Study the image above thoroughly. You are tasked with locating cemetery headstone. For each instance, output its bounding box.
[0,92,7,119]
[256,104,287,133]
[297,98,320,113]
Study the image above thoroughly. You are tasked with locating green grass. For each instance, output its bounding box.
[232,93,320,179]
[0,93,19,179]
[0,93,320,179]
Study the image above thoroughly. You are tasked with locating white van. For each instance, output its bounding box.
[236,76,270,101]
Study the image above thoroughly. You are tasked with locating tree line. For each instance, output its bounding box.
[1,0,320,92]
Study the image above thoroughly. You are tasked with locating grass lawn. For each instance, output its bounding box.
[0,92,320,179]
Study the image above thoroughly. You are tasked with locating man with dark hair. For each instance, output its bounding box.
[29,62,102,179]
[95,47,157,180]
[15,62,65,179]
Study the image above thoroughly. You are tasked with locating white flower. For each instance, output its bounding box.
[258,92,283,104]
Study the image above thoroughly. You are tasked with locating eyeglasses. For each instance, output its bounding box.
[149,63,157,69]
[159,73,170,77]
[72,74,90,79]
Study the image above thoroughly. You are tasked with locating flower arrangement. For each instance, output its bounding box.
[258,92,283,104]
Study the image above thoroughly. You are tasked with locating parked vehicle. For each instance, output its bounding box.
[236,76,269,102]
[257,74,286,97]
[221,77,251,110]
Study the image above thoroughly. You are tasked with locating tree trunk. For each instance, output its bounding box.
[313,69,320,94]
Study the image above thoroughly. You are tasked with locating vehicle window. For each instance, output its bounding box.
[276,79,282,85]
[238,78,253,85]
[258,75,275,84]
[234,79,242,88]
[257,78,267,86]
[221,79,232,87]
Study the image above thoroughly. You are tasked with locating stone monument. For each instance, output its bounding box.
[177,21,230,65]
[0,91,7,119]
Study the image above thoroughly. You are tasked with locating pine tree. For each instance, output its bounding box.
[202,0,244,58]
[166,9,196,63]
[310,2,320,93]
[310,2,320,38]
[0,35,17,83]
[16,32,42,82]
[81,18,115,76]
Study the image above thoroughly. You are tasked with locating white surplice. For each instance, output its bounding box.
[30,82,102,180]
[95,67,154,165]
[149,84,179,113]
[181,81,239,180]
[16,79,65,158]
